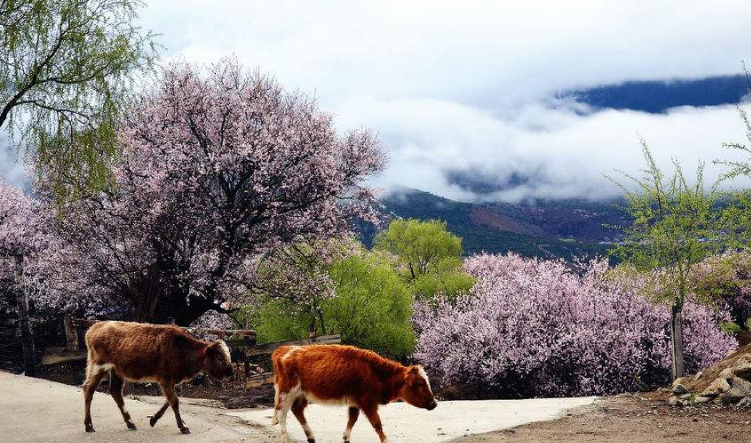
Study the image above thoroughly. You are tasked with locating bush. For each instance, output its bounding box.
[255,252,415,359]
[414,253,736,398]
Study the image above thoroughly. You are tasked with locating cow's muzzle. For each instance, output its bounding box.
[427,400,438,410]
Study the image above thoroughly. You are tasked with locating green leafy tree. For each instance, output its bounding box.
[254,249,415,359]
[692,252,751,331]
[374,219,474,300]
[610,142,725,379]
[0,0,156,200]
[325,253,415,358]
[714,85,751,243]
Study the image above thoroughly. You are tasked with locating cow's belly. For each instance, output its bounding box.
[303,391,357,407]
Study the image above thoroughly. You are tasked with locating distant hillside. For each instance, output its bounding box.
[360,188,629,261]
[567,75,749,114]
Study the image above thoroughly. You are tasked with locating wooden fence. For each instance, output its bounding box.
[42,317,258,366]
[244,334,341,388]
[42,317,340,389]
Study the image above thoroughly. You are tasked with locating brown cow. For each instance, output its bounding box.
[271,344,437,443]
[82,321,233,434]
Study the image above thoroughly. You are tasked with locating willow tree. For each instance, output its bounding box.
[610,142,724,379]
[374,219,474,301]
[0,0,155,200]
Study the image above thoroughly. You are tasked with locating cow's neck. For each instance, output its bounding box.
[381,366,408,404]
[174,338,208,382]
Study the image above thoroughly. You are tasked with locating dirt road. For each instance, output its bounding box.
[232,397,596,443]
[451,395,751,443]
[1,371,597,443]
[5,370,750,443]
[0,371,267,443]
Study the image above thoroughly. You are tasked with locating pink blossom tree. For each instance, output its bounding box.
[0,178,57,375]
[44,59,384,325]
[692,251,751,330]
[415,253,736,398]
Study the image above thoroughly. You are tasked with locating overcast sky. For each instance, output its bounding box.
[4,0,751,201]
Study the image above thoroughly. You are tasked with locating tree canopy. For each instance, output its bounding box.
[374,219,473,300]
[610,142,726,378]
[255,248,415,359]
[37,60,384,324]
[0,0,156,200]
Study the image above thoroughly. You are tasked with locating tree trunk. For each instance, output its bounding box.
[670,302,685,380]
[14,256,36,377]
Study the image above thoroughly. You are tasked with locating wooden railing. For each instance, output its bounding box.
[42,316,341,390]
[42,317,258,366]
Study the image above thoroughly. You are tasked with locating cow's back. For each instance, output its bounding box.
[274,345,396,403]
[85,321,185,381]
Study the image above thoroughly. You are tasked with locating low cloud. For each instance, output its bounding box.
[342,99,751,202]
[0,135,29,189]
[4,1,751,200]
[136,0,751,202]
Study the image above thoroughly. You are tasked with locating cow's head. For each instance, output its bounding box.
[201,340,234,379]
[401,365,437,410]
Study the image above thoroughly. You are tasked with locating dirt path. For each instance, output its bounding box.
[450,395,751,443]
[1,371,598,443]
[12,370,742,443]
[230,397,596,443]
[0,371,267,443]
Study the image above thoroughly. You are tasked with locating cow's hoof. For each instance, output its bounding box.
[272,417,279,425]
[149,416,158,427]
[127,422,137,430]
[85,424,95,433]
[307,439,316,443]
[180,427,191,435]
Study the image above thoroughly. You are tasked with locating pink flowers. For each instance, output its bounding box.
[415,253,736,397]
[26,58,385,324]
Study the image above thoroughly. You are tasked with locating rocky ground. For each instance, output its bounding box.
[668,343,751,407]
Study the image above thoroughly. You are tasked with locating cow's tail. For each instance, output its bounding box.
[270,346,289,425]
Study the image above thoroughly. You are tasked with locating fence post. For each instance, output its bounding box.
[14,255,35,377]
[64,316,80,352]
[243,318,251,378]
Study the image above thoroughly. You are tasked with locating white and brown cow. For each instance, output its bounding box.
[271,344,437,443]
[82,321,233,434]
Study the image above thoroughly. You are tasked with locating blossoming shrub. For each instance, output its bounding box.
[414,253,736,398]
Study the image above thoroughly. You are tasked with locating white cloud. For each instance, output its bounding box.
[141,0,751,106]
[135,0,751,201]
[0,134,30,189]
[342,97,751,201]
[9,1,748,199]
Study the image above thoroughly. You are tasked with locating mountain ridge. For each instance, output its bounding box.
[360,188,629,261]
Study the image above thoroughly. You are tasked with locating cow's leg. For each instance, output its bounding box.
[362,405,391,443]
[277,383,300,443]
[343,407,360,443]
[291,397,315,443]
[82,366,107,432]
[109,373,136,430]
[160,383,190,434]
[272,383,281,425]
[149,402,170,427]
[278,394,292,443]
